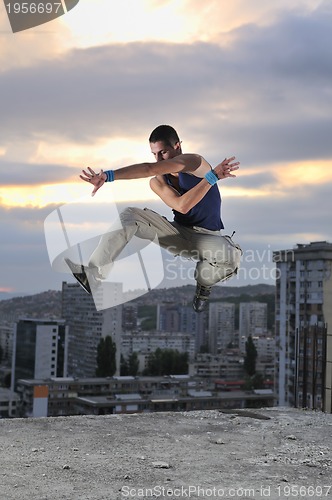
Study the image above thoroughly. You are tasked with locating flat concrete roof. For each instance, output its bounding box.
[1,407,331,500]
[17,375,197,385]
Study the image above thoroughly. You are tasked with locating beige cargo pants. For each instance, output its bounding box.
[89,207,242,287]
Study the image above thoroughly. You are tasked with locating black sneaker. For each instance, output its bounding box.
[192,283,211,313]
[64,258,92,294]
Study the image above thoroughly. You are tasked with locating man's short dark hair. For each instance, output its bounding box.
[149,125,180,147]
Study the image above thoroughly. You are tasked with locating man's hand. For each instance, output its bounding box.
[213,157,240,180]
[80,167,107,196]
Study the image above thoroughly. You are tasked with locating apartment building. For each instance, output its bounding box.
[0,388,19,418]
[274,241,332,412]
[61,282,122,377]
[208,302,235,354]
[12,318,68,384]
[0,322,13,365]
[189,351,244,380]
[16,375,275,417]
[156,303,207,352]
[239,302,268,338]
[121,330,196,371]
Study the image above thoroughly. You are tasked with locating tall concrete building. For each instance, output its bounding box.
[10,318,68,419]
[274,241,332,412]
[157,303,206,352]
[208,302,235,354]
[0,322,13,366]
[61,282,123,377]
[239,302,268,338]
[12,318,68,385]
[122,303,138,332]
[157,303,180,332]
[179,305,207,352]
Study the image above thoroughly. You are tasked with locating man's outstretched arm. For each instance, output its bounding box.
[80,154,238,196]
[114,153,203,179]
[80,153,203,196]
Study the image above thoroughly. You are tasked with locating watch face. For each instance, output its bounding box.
[4,0,80,33]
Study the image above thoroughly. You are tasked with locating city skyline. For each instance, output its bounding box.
[1,0,331,295]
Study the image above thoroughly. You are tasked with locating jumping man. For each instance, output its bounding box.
[65,125,242,312]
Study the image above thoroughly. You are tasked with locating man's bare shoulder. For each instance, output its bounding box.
[149,153,211,177]
[178,153,202,160]
[169,152,201,166]
[174,153,209,171]
[180,154,212,177]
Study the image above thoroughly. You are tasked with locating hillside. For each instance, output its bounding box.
[136,284,276,330]
[135,283,275,306]
[0,290,62,322]
[0,284,275,323]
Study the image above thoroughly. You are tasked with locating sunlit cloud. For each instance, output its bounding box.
[178,0,323,40]
[275,159,332,187]
[59,0,325,49]
[60,0,189,48]
[0,184,81,208]
[0,178,158,208]
[1,156,331,209]
[33,136,151,169]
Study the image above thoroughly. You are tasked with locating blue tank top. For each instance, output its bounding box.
[165,173,224,231]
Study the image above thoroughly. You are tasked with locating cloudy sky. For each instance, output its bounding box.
[1,0,331,297]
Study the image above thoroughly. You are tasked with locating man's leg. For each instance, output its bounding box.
[192,232,242,312]
[65,206,186,292]
[88,207,186,279]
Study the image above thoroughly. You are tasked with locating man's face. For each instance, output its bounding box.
[150,140,181,161]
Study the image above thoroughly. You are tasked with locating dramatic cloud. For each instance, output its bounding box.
[0,161,78,186]
[0,7,331,168]
[1,1,331,294]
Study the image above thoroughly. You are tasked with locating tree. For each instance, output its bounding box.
[120,353,139,376]
[128,352,139,376]
[143,348,188,376]
[96,336,116,377]
[243,372,265,391]
[251,372,265,389]
[120,354,129,376]
[243,335,257,377]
